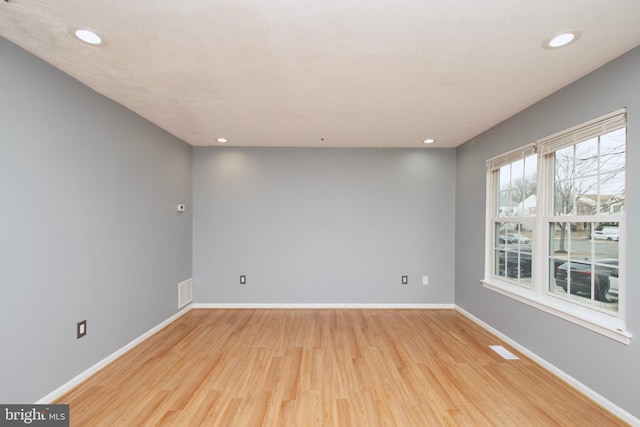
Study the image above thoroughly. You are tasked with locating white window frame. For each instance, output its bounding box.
[482,109,631,344]
[486,144,537,288]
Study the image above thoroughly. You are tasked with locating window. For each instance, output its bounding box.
[484,109,630,343]
[489,149,537,288]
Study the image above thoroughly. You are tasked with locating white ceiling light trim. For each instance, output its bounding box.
[216,137,228,143]
[71,28,105,46]
[543,31,581,49]
[423,138,435,144]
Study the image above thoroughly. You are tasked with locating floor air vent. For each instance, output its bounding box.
[178,278,193,308]
[490,345,519,360]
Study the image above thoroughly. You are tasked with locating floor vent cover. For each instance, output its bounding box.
[178,278,193,308]
[490,345,519,360]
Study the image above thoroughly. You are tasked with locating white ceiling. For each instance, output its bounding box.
[2,1,640,148]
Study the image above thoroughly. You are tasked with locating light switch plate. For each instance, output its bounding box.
[77,320,87,339]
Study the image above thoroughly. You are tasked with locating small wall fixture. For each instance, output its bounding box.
[77,320,87,339]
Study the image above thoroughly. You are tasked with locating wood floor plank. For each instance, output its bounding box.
[56,309,628,426]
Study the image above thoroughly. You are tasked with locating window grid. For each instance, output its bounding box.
[484,109,627,342]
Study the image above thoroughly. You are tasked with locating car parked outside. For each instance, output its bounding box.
[506,233,531,244]
[497,233,533,279]
[499,235,532,251]
[592,228,619,241]
[554,258,618,302]
[498,251,532,278]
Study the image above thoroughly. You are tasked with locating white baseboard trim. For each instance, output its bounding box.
[191,303,455,309]
[455,306,640,426]
[36,305,194,404]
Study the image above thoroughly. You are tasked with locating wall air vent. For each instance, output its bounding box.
[178,278,193,308]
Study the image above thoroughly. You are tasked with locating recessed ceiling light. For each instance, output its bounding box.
[72,28,104,45]
[423,138,435,144]
[543,31,580,49]
[216,137,228,143]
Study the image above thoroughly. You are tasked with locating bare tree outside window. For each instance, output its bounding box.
[552,129,625,253]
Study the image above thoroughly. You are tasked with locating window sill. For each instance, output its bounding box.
[482,279,632,345]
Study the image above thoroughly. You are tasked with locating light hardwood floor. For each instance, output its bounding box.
[56,309,627,426]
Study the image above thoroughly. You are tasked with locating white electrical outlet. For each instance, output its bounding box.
[422,275,429,285]
[77,320,87,339]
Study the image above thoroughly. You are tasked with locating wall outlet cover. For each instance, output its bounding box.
[77,320,87,339]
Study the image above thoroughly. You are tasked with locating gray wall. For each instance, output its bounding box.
[0,37,193,403]
[193,147,455,304]
[455,46,640,418]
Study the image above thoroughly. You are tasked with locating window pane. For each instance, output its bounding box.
[568,223,590,261]
[592,259,619,312]
[574,177,598,215]
[495,249,504,278]
[496,222,532,287]
[593,222,619,259]
[600,172,625,214]
[550,222,569,256]
[524,155,537,179]
[511,159,524,184]
[523,155,537,216]
[554,181,574,215]
[554,145,574,181]
[592,227,619,312]
[499,164,511,191]
[549,221,618,313]
[553,132,625,217]
[497,154,537,217]
[600,171,625,197]
[549,222,570,296]
[499,191,515,217]
[549,257,566,296]
[600,128,626,175]
[574,137,598,177]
